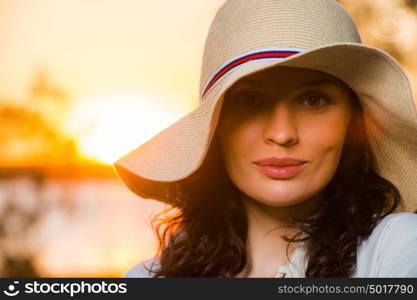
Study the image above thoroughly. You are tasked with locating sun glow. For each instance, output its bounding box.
[64,92,186,164]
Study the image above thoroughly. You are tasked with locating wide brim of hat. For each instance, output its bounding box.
[113,42,417,212]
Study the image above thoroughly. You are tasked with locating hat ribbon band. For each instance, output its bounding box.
[201,47,306,98]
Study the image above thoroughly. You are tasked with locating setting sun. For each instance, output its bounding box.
[63,92,187,164]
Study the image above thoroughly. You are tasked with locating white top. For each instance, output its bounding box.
[123,212,417,278]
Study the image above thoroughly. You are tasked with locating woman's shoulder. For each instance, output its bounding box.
[364,212,417,249]
[123,257,161,278]
[358,212,417,247]
[378,211,417,227]
[355,212,417,277]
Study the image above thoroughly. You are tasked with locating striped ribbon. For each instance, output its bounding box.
[201,48,305,98]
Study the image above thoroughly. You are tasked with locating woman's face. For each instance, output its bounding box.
[217,66,354,207]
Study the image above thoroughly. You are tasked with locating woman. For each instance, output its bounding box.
[114,0,417,277]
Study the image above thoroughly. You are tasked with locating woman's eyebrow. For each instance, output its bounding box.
[296,79,341,89]
[232,78,268,90]
[229,77,341,94]
[227,79,264,96]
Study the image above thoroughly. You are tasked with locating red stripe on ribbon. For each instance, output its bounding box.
[202,52,297,97]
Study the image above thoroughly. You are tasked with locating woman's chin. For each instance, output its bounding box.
[242,190,312,208]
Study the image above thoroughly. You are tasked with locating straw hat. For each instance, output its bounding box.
[113,0,417,212]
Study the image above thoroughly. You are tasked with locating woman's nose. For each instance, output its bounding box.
[263,102,299,147]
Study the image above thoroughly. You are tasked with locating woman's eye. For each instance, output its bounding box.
[236,91,267,108]
[298,93,331,109]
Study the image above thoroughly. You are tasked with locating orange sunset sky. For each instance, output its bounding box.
[0,0,225,164]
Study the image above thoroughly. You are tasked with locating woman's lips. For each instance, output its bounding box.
[254,162,306,179]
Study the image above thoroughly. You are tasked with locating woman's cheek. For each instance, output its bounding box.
[303,120,350,181]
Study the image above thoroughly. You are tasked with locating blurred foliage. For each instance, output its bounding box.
[1,257,39,277]
[340,0,417,68]
[406,0,417,9]
[0,177,45,277]
[0,69,80,166]
[0,70,78,276]
[0,105,78,166]
[0,170,77,277]
[28,69,71,129]
[0,169,77,277]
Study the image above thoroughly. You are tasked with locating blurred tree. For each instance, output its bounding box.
[0,180,45,277]
[340,0,417,68]
[406,0,417,9]
[0,170,76,277]
[0,69,81,166]
[0,104,79,166]
[0,70,80,276]
[1,257,39,277]
[28,68,71,132]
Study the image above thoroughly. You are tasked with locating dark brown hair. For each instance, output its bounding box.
[146,87,400,277]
